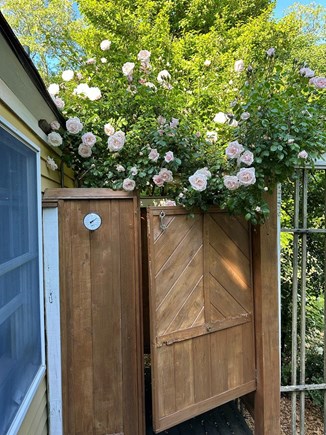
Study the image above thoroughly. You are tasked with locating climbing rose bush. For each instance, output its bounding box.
[46,45,325,224]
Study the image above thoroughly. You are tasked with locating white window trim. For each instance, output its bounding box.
[0,116,46,435]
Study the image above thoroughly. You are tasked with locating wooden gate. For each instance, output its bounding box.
[147,207,256,432]
[43,189,144,435]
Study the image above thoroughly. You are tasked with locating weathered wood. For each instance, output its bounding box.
[252,191,280,434]
[147,208,256,433]
[43,187,135,200]
[58,193,144,435]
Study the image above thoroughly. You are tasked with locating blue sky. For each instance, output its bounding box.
[274,0,326,18]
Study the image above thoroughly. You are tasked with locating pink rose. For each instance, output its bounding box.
[298,150,308,159]
[169,118,179,128]
[225,140,244,159]
[194,168,211,179]
[122,178,136,191]
[237,167,256,186]
[159,168,173,182]
[239,150,254,166]
[46,156,58,171]
[153,175,164,187]
[122,62,135,77]
[82,132,97,147]
[148,148,159,162]
[300,67,315,78]
[86,58,96,65]
[53,96,65,110]
[78,144,92,158]
[47,132,63,147]
[223,175,240,191]
[266,47,275,57]
[107,131,126,152]
[234,60,245,72]
[104,123,115,136]
[309,77,326,89]
[137,50,151,63]
[50,120,60,130]
[164,151,174,162]
[189,173,207,192]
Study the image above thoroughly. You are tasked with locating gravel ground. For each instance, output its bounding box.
[243,396,324,434]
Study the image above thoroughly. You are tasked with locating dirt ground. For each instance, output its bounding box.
[243,396,324,434]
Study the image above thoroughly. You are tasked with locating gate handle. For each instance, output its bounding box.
[159,211,167,231]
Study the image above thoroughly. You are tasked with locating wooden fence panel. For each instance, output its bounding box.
[147,207,256,433]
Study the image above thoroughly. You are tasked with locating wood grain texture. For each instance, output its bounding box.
[147,208,256,433]
[58,193,143,435]
[252,191,280,434]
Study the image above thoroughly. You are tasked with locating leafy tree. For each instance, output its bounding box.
[0,0,85,77]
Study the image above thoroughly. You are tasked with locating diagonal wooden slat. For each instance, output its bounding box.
[154,214,201,274]
[156,247,204,336]
[209,274,248,318]
[209,244,252,312]
[209,213,250,259]
[155,218,203,307]
[208,215,251,284]
[210,304,226,323]
[164,278,204,335]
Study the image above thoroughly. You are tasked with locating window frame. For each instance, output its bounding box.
[0,116,45,435]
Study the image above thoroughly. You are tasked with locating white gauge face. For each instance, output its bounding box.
[83,213,102,231]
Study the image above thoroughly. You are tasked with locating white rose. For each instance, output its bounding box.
[225,140,244,159]
[159,168,173,182]
[223,175,240,191]
[266,47,275,57]
[52,96,65,110]
[116,164,125,172]
[148,148,159,162]
[300,67,315,78]
[50,120,60,130]
[214,112,228,124]
[107,131,126,151]
[195,167,211,179]
[82,132,97,147]
[157,69,171,83]
[78,144,92,158]
[104,123,115,136]
[234,60,245,72]
[130,166,138,176]
[122,62,135,77]
[46,156,58,171]
[229,119,239,127]
[122,178,136,191]
[239,150,254,166]
[298,150,308,159]
[48,83,59,95]
[189,173,207,192]
[86,58,96,65]
[240,112,250,121]
[204,59,211,67]
[66,117,83,134]
[62,70,74,81]
[100,40,111,51]
[137,50,151,63]
[87,87,102,101]
[144,82,157,90]
[164,151,174,163]
[101,57,107,63]
[74,83,90,96]
[47,132,63,147]
[237,167,256,186]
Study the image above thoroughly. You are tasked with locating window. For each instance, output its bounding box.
[0,124,43,434]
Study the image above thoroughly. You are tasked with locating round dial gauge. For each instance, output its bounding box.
[83,213,102,231]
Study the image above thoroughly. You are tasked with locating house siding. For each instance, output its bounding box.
[1,103,74,435]
[1,102,74,190]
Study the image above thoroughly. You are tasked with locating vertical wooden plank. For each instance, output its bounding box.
[210,329,228,396]
[175,340,195,409]
[91,199,123,435]
[193,334,211,402]
[227,325,244,390]
[120,198,144,435]
[70,200,94,435]
[43,206,63,435]
[156,346,176,419]
[58,200,75,435]
[253,191,280,434]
